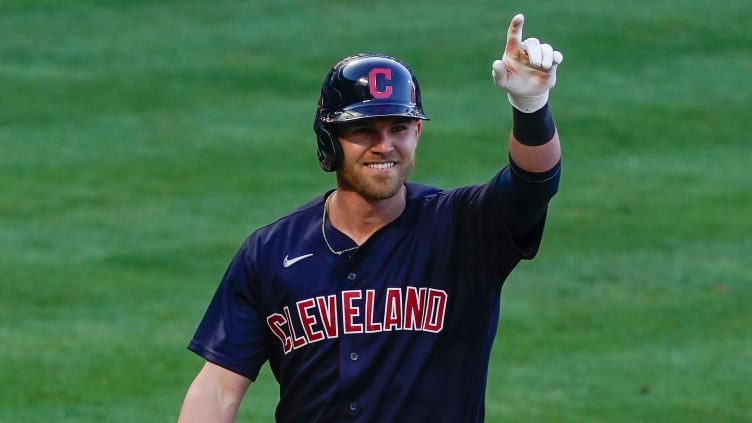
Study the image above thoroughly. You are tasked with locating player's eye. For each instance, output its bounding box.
[353,126,375,135]
[342,125,371,136]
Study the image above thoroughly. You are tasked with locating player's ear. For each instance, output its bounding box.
[415,120,423,138]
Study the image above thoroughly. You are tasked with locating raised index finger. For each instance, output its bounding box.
[505,13,525,54]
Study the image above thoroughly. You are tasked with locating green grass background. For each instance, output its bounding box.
[1,0,750,421]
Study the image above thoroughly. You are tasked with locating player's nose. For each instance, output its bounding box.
[370,130,395,152]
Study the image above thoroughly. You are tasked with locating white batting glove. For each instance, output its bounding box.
[492,14,563,113]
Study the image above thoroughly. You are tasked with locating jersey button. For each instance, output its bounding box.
[349,402,358,412]
[347,272,356,281]
[349,352,359,361]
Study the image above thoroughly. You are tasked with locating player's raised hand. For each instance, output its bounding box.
[492,14,563,113]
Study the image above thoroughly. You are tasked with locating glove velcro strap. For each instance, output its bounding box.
[512,103,556,146]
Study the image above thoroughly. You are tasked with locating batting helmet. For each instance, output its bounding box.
[313,53,429,172]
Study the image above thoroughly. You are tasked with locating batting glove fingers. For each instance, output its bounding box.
[492,14,563,113]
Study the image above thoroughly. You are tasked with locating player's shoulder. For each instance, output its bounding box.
[243,192,328,245]
[406,180,487,204]
[405,182,443,202]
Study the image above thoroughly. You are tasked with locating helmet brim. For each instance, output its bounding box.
[324,103,429,123]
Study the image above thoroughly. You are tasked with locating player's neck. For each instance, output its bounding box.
[327,186,406,245]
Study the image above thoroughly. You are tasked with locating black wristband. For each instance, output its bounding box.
[512,103,556,146]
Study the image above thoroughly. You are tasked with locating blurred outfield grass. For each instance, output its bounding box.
[1,0,750,422]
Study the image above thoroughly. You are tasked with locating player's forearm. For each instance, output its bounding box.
[177,384,242,423]
[496,104,562,240]
[496,153,560,241]
[177,363,249,423]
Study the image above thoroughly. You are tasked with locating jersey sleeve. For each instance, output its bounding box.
[452,165,556,260]
[442,164,558,300]
[187,236,269,381]
[494,158,561,257]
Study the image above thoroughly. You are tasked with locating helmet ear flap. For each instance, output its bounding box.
[314,119,341,172]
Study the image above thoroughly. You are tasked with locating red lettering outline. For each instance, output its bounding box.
[297,298,324,343]
[266,313,292,354]
[284,306,307,350]
[342,290,363,334]
[423,289,448,333]
[316,295,339,339]
[383,288,403,331]
[404,287,427,330]
[364,289,383,333]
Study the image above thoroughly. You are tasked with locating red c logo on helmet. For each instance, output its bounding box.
[368,68,393,99]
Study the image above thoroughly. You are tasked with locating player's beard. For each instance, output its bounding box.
[337,157,415,201]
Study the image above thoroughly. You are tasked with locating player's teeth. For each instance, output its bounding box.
[367,163,394,169]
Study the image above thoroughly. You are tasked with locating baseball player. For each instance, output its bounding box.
[178,13,563,423]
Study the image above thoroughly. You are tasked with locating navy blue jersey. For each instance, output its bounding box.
[189,167,553,422]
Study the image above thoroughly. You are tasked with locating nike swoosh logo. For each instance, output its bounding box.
[283,253,314,268]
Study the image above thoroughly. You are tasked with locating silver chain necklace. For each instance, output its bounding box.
[322,191,359,256]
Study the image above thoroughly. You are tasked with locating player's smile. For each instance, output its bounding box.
[364,161,396,170]
[363,161,398,173]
